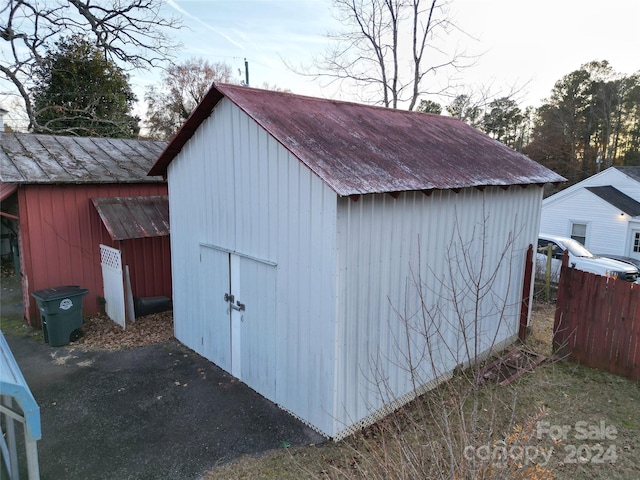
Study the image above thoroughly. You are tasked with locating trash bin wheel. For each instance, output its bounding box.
[70,328,83,342]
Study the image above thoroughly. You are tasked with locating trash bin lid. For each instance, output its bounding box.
[31,285,89,301]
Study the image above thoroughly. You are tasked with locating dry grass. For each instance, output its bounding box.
[527,300,557,357]
[201,302,640,480]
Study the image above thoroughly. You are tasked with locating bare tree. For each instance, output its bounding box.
[1,0,181,131]
[313,0,474,109]
[145,59,234,140]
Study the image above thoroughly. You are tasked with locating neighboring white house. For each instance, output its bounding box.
[540,166,640,260]
[148,84,564,440]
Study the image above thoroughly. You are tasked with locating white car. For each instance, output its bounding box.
[537,234,639,283]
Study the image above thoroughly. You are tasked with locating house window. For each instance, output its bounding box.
[571,223,587,245]
[634,232,640,253]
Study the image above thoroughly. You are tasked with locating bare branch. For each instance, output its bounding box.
[298,0,477,109]
[1,0,181,132]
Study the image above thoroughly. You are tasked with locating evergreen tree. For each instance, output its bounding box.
[416,99,442,114]
[482,97,524,149]
[525,61,640,185]
[446,94,481,127]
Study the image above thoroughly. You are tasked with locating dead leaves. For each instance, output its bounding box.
[75,311,174,350]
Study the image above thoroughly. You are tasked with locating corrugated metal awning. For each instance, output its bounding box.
[92,196,169,240]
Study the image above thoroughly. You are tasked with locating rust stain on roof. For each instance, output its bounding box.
[92,195,169,241]
[149,84,565,195]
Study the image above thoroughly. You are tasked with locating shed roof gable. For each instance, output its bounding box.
[149,84,565,196]
[0,133,167,184]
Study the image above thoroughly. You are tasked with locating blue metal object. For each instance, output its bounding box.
[0,331,41,479]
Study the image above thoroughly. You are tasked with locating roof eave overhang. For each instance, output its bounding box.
[148,86,225,177]
[335,179,565,198]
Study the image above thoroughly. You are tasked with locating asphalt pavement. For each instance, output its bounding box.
[1,275,325,479]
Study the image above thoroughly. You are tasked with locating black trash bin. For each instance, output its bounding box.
[32,286,89,347]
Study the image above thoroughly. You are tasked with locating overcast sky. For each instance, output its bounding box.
[1,0,637,128]
[129,0,640,111]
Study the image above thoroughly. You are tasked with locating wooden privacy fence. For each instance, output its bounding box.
[553,256,640,381]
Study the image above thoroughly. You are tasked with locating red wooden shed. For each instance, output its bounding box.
[0,133,170,326]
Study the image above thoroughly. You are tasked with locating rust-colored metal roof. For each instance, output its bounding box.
[149,84,565,195]
[1,133,167,184]
[91,195,169,240]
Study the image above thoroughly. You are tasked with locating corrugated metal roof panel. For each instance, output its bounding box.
[149,83,566,195]
[0,133,167,184]
[585,185,640,217]
[92,195,170,240]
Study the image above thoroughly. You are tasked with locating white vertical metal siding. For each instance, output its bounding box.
[167,98,338,437]
[237,255,277,399]
[333,186,542,438]
[197,245,232,371]
[540,188,630,254]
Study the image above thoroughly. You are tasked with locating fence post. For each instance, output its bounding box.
[553,251,576,354]
[544,244,553,301]
[519,244,534,342]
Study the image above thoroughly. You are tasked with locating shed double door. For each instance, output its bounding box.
[200,246,276,399]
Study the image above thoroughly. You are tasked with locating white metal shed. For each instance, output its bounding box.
[149,84,564,439]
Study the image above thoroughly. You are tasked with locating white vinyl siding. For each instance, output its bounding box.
[540,188,629,254]
[579,169,640,199]
[543,168,640,208]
